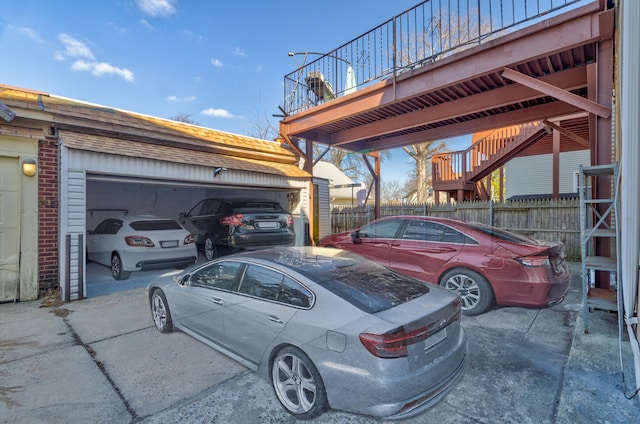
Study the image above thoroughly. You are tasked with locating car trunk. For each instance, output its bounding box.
[372,289,462,369]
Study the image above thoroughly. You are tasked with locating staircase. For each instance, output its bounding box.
[432,121,551,201]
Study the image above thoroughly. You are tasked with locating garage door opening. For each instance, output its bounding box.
[85,177,301,297]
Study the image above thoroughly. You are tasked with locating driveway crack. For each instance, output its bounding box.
[62,316,138,420]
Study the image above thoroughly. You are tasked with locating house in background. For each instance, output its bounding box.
[505,150,589,199]
[313,161,366,209]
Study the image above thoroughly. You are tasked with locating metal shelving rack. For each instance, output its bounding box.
[579,163,622,335]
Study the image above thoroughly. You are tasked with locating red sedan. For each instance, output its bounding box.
[319,216,570,315]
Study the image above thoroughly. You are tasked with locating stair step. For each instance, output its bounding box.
[586,287,618,312]
[585,255,617,271]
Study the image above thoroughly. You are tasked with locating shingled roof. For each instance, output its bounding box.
[0,84,309,178]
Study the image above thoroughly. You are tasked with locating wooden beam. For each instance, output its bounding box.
[542,119,589,147]
[501,68,611,118]
[331,67,587,146]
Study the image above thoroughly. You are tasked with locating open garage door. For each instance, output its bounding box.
[84,175,303,297]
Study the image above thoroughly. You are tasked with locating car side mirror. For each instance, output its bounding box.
[175,274,191,286]
[179,212,187,219]
[351,230,362,244]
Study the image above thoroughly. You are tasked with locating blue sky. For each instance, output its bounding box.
[0,0,470,184]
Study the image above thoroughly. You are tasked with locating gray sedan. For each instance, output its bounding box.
[147,246,466,419]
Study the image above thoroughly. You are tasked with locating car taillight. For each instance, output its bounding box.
[359,326,429,358]
[220,214,243,227]
[124,236,154,247]
[360,298,461,359]
[184,234,196,245]
[516,255,550,267]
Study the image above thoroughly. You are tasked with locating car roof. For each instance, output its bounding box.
[233,246,350,263]
[114,215,179,224]
[375,215,467,227]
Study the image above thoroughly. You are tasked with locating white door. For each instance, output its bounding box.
[0,157,20,302]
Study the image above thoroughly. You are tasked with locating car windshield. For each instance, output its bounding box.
[280,254,429,313]
[129,220,182,231]
[465,222,535,244]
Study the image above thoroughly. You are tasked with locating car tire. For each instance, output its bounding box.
[151,289,173,333]
[204,235,217,261]
[271,346,328,419]
[111,253,131,280]
[440,268,494,316]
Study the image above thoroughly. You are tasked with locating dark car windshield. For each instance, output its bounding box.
[129,220,182,231]
[282,255,429,313]
[465,222,535,244]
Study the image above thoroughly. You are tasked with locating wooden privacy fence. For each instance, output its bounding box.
[330,198,581,260]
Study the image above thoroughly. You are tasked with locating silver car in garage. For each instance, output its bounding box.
[147,246,466,419]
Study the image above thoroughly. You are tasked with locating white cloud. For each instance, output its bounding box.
[70,60,134,82]
[58,33,94,60]
[55,34,134,82]
[211,58,223,68]
[70,60,92,72]
[232,47,246,57]
[166,95,196,102]
[19,27,44,43]
[136,0,176,17]
[92,62,135,81]
[201,108,235,118]
[140,19,154,30]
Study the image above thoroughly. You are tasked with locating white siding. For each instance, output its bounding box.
[505,150,589,198]
[314,177,331,240]
[59,145,87,301]
[67,149,305,190]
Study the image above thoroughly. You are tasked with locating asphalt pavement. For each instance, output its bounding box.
[1,263,638,423]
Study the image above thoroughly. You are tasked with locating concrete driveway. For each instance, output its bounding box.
[1,263,637,423]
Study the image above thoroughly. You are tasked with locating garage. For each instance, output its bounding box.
[0,82,316,303]
[57,126,311,301]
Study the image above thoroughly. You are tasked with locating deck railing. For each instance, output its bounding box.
[432,121,547,186]
[283,0,584,115]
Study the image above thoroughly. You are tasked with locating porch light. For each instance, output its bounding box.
[22,158,37,177]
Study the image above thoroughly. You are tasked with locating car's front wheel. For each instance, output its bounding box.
[151,289,173,333]
[111,253,131,280]
[440,268,494,315]
[271,346,328,419]
[203,235,217,261]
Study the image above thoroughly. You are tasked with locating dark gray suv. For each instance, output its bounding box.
[179,198,295,261]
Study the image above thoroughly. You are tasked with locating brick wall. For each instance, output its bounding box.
[38,136,59,291]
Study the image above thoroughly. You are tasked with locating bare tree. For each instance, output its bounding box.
[169,113,198,125]
[245,106,278,140]
[313,145,390,185]
[381,180,405,203]
[402,141,447,203]
[396,9,494,203]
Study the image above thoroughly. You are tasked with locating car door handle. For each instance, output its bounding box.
[209,297,224,305]
[428,247,457,253]
[268,315,283,324]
